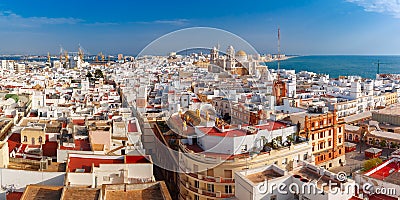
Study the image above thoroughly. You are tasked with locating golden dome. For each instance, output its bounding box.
[236,50,247,57]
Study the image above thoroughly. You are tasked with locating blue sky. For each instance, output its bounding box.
[1,0,400,55]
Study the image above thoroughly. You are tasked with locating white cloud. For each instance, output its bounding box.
[346,0,400,18]
[0,10,189,28]
[137,19,189,26]
[0,10,83,27]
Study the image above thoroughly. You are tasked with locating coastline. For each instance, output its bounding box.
[263,55,299,63]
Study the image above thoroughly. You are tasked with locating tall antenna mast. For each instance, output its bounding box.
[277,27,281,80]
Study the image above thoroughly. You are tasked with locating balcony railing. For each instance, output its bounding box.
[186,173,235,183]
[181,179,235,198]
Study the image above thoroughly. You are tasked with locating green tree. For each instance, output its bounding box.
[86,71,93,78]
[94,69,104,78]
[380,140,387,148]
[363,158,383,172]
[5,94,19,103]
[286,135,294,142]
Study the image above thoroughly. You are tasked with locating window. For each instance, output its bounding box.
[339,137,342,143]
[303,154,308,160]
[329,130,332,136]
[207,183,214,192]
[38,136,43,143]
[23,136,27,142]
[224,170,232,178]
[241,145,247,152]
[225,185,232,193]
[282,158,287,165]
[271,195,277,200]
[328,141,332,147]
[194,195,199,200]
[207,169,214,177]
[194,180,199,188]
[339,149,342,154]
[312,134,315,140]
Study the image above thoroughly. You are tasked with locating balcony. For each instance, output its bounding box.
[187,173,235,184]
[181,179,235,199]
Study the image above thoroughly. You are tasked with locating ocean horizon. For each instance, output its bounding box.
[265,55,400,79]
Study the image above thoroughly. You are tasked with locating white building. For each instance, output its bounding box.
[65,154,154,187]
[235,161,357,200]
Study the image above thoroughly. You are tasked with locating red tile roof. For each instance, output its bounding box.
[192,98,201,103]
[67,155,150,173]
[198,127,247,137]
[125,155,150,164]
[368,194,397,200]
[6,192,23,200]
[72,119,85,126]
[197,121,289,137]
[8,133,20,142]
[7,133,21,153]
[42,141,58,157]
[68,156,124,172]
[366,159,400,180]
[59,139,91,151]
[255,121,287,131]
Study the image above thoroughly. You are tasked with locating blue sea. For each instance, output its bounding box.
[265,56,400,79]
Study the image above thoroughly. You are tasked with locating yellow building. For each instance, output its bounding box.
[178,138,313,200]
[21,126,45,145]
[0,142,9,168]
[385,92,397,106]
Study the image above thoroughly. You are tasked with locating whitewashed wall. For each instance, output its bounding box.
[0,168,65,198]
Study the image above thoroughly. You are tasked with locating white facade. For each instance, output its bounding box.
[235,162,357,200]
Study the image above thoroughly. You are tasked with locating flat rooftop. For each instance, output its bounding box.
[103,182,172,200]
[370,130,400,141]
[246,169,284,184]
[21,185,63,200]
[293,167,342,191]
[372,105,400,116]
[365,159,400,183]
[197,121,289,138]
[59,138,91,151]
[60,187,100,200]
[67,154,151,172]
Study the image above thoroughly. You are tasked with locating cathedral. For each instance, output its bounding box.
[210,45,264,76]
